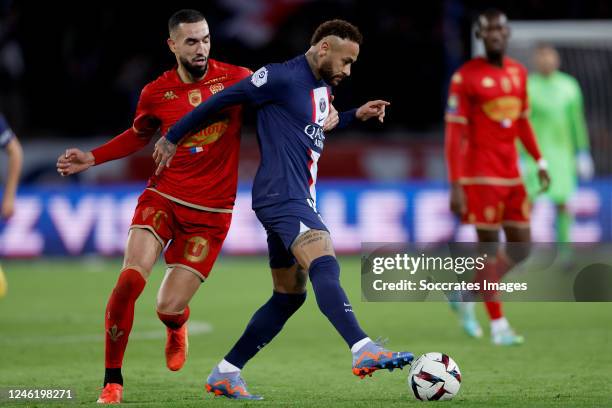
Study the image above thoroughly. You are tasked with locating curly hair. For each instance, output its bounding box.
[310,19,362,46]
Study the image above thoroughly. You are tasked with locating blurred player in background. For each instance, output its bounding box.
[154,19,413,400]
[0,114,23,298]
[445,9,550,345]
[56,9,252,404]
[521,44,593,245]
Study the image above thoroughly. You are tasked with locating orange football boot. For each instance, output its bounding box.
[97,383,123,404]
[165,324,188,371]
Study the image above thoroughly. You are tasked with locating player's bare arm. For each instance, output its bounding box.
[153,137,177,175]
[56,148,95,176]
[449,182,466,217]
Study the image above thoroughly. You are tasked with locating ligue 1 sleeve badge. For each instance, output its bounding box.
[251,67,268,87]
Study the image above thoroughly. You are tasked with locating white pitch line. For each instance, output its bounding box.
[0,320,213,345]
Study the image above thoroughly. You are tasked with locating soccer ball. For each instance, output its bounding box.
[408,352,461,401]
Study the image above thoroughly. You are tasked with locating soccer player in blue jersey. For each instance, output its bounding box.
[153,19,413,399]
[0,114,23,298]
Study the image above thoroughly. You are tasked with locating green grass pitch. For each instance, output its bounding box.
[0,256,611,407]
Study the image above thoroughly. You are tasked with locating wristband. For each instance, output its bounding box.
[537,158,548,171]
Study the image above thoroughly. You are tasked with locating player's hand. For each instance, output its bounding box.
[1,196,15,220]
[356,100,390,123]
[153,137,177,176]
[449,183,466,217]
[323,96,339,132]
[538,168,551,193]
[56,148,95,176]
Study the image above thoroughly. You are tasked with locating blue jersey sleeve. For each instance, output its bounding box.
[165,64,290,145]
[337,108,357,129]
[242,64,290,105]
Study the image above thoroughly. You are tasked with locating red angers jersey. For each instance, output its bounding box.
[445,57,530,184]
[134,59,251,211]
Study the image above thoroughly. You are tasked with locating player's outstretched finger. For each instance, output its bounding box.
[370,99,391,107]
[155,160,166,176]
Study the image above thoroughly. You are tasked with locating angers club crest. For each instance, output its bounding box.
[188,89,202,107]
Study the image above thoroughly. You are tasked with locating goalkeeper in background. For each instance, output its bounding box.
[521,44,593,243]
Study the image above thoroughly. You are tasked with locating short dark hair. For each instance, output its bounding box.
[168,9,206,35]
[310,19,362,46]
[477,8,507,29]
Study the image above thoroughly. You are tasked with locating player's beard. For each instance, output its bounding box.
[319,59,345,86]
[180,56,208,79]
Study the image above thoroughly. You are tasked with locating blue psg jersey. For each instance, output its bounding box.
[246,55,331,208]
[166,54,356,209]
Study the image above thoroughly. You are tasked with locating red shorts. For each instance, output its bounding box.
[461,183,530,229]
[130,189,232,280]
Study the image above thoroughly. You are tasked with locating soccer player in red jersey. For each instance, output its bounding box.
[444,9,550,345]
[56,10,252,404]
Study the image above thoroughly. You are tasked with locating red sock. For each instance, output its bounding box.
[474,257,504,320]
[484,301,503,320]
[105,268,146,368]
[157,306,190,330]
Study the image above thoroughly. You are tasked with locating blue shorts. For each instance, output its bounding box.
[255,199,329,269]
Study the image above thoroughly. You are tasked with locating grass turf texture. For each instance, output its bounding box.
[0,256,610,407]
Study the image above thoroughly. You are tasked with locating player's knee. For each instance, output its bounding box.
[156,295,188,314]
[291,229,335,269]
[122,261,153,279]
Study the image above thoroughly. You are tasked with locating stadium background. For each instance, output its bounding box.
[1,1,612,255]
[1,1,611,407]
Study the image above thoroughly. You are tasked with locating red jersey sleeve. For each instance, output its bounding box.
[91,85,161,165]
[444,71,470,182]
[132,84,162,135]
[516,68,542,161]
